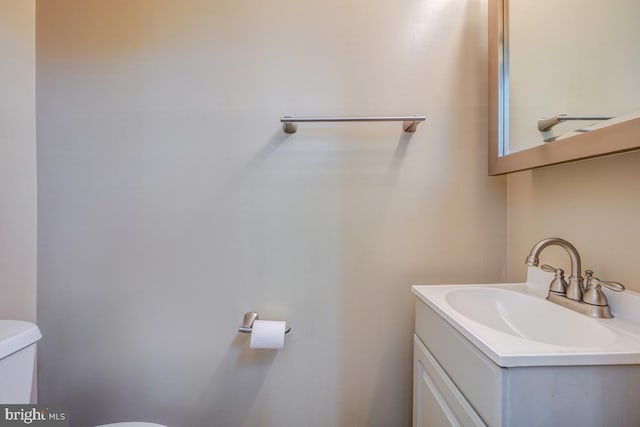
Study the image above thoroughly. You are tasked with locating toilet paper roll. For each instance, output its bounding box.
[249,320,286,349]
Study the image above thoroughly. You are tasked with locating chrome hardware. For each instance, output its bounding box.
[546,292,616,319]
[538,115,613,132]
[580,270,626,318]
[280,115,426,134]
[593,280,625,291]
[239,312,259,333]
[526,237,583,301]
[541,264,567,295]
[282,119,297,134]
[238,311,291,334]
[526,238,625,319]
[540,264,557,273]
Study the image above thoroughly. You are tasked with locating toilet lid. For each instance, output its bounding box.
[95,423,167,427]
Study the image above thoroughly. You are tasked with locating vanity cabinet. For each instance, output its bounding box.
[413,336,486,427]
[413,298,640,427]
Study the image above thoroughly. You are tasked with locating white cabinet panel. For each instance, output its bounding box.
[415,301,505,426]
[414,336,486,427]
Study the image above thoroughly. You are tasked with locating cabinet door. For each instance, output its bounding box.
[414,336,486,427]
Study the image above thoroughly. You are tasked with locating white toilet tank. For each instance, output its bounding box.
[0,320,42,403]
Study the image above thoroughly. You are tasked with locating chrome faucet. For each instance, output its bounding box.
[525,237,584,300]
[525,237,625,318]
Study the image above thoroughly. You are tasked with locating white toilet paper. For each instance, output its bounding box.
[249,320,286,349]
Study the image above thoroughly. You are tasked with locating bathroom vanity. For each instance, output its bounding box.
[412,268,640,427]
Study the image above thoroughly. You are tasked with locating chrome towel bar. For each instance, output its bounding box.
[538,114,613,132]
[280,115,426,134]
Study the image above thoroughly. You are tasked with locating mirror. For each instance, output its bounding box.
[489,0,640,175]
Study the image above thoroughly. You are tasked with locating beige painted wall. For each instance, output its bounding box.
[36,0,505,426]
[0,0,37,321]
[507,151,640,291]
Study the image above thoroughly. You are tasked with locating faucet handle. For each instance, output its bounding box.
[595,280,625,292]
[583,270,625,308]
[541,264,568,295]
[584,270,625,292]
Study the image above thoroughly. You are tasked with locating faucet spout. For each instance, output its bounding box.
[525,237,583,301]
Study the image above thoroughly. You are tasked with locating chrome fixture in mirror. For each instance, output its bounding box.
[489,0,640,175]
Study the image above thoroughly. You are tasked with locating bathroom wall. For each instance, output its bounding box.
[36,1,506,426]
[507,151,640,291]
[0,0,37,321]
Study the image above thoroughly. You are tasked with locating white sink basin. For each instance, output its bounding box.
[445,287,616,347]
[413,267,640,366]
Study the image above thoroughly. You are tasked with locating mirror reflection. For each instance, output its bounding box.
[506,0,640,154]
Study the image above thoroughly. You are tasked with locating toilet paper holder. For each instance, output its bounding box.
[238,312,292,334]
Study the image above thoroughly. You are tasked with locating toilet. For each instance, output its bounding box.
[0,320,166,427]
[0,320,42,403]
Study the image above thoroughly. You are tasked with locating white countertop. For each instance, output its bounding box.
[412,267,640,367]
